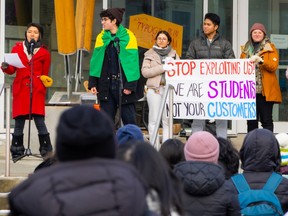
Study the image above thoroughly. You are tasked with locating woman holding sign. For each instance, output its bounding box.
[240,23,281,132]
[142,30,180,145]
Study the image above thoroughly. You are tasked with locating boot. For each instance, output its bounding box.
[10,134,25,161]
[38,133,53,158]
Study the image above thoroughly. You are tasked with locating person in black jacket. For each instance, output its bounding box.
[238,128,288,213]
[174,131,240,215]
[8,105,153,216]
[88,8,141,127]
[186,13,235,139]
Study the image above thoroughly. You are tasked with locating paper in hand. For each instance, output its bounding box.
[4,53,25,68]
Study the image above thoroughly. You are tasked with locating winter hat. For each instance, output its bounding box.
[250,23,267,35]
[116,124,144,145]
[56,105,116,161]
[107,8,125,24]
[184,131,219,163]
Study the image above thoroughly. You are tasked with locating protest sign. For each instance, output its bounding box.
[165,59,256,120]
[129,14,183,56]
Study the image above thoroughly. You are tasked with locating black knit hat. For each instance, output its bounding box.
[56,105,116,161]
[107,8,125,23]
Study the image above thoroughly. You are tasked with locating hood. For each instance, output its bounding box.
[173,161,225,196]
[240,129,281,172]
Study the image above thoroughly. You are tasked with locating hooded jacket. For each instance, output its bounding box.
[240,40,281,103]
[174,161,240,215]
[239,128,288,213]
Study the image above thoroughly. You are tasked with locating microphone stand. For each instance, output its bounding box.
[114,38,123,129]
[13,42,42,162]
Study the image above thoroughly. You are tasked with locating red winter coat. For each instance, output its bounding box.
[1,42,51,118]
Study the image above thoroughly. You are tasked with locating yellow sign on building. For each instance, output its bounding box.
[129,14,183,56]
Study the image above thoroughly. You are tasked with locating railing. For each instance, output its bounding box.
[0,83,11,177]
[150,84,174,149]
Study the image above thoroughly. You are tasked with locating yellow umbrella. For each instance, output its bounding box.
[54,0,77,98]
[74,0,96,91]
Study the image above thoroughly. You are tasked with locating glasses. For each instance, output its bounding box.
[101,17,110,22]
[157,37,168,41]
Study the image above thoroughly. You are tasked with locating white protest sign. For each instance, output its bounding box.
[165,59,256,120]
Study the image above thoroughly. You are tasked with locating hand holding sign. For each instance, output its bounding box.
[163,57,174,71]
[165,56,174,64]
[249,55,263,64]
[163,64,173,71]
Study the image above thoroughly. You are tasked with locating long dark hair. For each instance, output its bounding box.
[159,138,185,169]
[117,140,183,216]
[217,137,240,178]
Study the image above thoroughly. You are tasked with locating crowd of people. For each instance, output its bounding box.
[2,6,288,216]
[7,105,288,215]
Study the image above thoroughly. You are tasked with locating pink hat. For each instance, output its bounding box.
[184,131,219,163]
[250,23,267,35]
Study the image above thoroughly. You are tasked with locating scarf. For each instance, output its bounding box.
[152,45,172,64]
[24,39,42,55]
[243,36,271,94]
[89,25,140,82]
[243,36,271,57]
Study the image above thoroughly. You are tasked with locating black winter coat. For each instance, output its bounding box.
[174,161,240,216]
[186,32,235,60]
[89,41,140,105]
[8,158,150,216]
[239,128,288,213]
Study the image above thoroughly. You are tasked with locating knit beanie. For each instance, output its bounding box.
[107,8,125,24]
[250,23,267,35]
[184,131,219,163]
[116,124,144,145]
[56,105,116,161]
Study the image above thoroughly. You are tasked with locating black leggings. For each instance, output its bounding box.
[13,115,49,136]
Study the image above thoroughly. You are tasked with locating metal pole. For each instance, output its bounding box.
[5,84,11,177]
[151,84,174,149]
[168,87,173,139]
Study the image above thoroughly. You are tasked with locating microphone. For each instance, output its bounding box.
[114,37,120,54]
[30,39,36,54]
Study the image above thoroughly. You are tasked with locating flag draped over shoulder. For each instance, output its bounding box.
[89,25,140,82]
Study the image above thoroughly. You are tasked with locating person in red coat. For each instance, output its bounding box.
[1,23,53,161]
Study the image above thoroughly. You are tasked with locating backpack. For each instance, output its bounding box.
[231,172,284,216]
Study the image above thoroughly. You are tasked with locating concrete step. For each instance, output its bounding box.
[0,177,26,212]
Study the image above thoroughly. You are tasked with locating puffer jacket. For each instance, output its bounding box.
[239,128,288,213]
[240,42,282,103]
[8,158,150,216]
[141,48,179,89]
[174,161,240,216]
[186,32,235,59]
